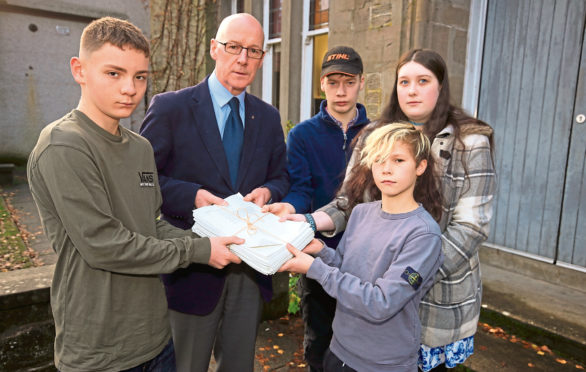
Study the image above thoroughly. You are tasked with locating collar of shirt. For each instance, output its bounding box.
[324,104,359,132]
[208,71,246,137]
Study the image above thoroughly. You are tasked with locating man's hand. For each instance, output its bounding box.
[302,239,325,255]
[208,236,243,269]
[261,202,295,217]
[243,187,271,207]
[195,189,227,208]
[278,244,315,274]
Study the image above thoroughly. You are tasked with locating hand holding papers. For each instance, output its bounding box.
[278,240,325,274]
[192,194,315,275]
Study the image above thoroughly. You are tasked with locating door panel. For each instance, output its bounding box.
[558,18,586,267]
[478,0,585,263]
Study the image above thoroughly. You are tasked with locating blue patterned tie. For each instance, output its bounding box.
[223,97,244,188]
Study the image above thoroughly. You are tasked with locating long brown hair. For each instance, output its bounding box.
[379,49,493,148]
[341,122,443,221]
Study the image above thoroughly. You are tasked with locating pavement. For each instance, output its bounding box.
[1,169,585,371]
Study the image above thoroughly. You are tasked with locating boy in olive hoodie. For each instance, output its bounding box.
[27,17,241,372]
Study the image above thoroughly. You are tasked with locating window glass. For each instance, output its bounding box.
[309,0,329,31]
[269,0,282,39]
[311,33,328,115]
[272,44,281,109]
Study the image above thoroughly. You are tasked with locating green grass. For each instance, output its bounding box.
[288,273,301,314]
[0,194,34,271]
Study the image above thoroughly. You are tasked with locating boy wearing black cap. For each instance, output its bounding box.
[265,46,369,371]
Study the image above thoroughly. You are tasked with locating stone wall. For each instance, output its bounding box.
[0,266,54,371]
[328,0,471,118]
[0,264,288,371]
[0,0,149,160]
[410,0,471,104]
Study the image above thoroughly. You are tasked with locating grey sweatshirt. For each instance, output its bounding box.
[27,110,211,372]
[307,201,443,371]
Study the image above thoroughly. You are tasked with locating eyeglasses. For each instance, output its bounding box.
[216,41,265,59]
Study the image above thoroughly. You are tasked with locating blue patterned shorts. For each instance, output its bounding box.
[418,336,474,371]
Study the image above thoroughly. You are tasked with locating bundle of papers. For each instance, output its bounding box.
[192,193,314,275]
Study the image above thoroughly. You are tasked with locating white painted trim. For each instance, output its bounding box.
[462,0,488,117]
[307,28,329,37]
[483,243,555,264]
[262,0,269,39]
[262,0,271,104]
[483,243,586,273]
[299,0,330,121]
[261,0,282,105]
[300,0,312,121]
[556,261,586,273]
[262,47,274,104]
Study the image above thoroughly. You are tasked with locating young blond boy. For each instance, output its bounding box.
[27,17,241,371]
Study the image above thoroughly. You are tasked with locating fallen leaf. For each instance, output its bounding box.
[576,364,584,369]
[277,349,284,354]
[537,351,545,355]
[278,333,284,337]
[556,358,567,364]
[273,345,279,349]
[528,362,535,367]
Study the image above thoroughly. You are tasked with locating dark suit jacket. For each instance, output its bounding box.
[140,76,289,315]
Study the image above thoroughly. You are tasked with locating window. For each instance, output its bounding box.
[269,0,282,39]
[262,0,282,109]
[309,0,329,31]
[311,34,328,115]
[300,0,329,120]
[231,0,244,14]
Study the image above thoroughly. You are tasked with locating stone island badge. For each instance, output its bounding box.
[138,171,155,187]
[401,266,422,290]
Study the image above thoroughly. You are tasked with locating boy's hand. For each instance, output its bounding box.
[278,244,314,274]
[195,189,227,208]
[262,202,295,216]
[302,239,325,255]
[208,236,243,268]
[243,187,271,207]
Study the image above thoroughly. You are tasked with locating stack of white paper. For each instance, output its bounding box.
[192,193,314,275]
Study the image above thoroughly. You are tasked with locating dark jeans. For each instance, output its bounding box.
[300,274,337,372]
[121,339,176,372]
[323,348,357,372]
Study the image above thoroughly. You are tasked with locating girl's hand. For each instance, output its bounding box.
[278,244,314,274]
[302,238,325,255]
[261,202,295,216]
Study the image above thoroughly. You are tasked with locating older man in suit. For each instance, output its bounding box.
[140,13,288,372]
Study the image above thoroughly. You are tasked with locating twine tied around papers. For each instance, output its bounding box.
[219,206,289,248]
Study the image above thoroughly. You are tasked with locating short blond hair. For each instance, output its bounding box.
[360,122,431,168]
[80,17,149,57]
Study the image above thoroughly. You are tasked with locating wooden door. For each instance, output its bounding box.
[558,21,586,267]
[478,0,586,266]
